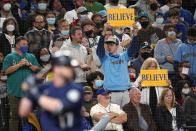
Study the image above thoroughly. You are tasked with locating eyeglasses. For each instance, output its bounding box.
[35,21,45,24]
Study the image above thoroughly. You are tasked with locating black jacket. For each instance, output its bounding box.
[155,104,185,131]
[0,33,17,57]
[183,92,196,125]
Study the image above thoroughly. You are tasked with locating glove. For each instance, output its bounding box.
[24,76,42,102]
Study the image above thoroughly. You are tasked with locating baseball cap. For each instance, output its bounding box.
[105,36,119,45]
[53,34,63,42]
[96,87,110,96]
[140,41,151,49]
[98,10,107,17]
[77,7,88,14]
[83,86,93,93]
[170,4,181,9]
[138,12,149,19]
[154,11,163,19]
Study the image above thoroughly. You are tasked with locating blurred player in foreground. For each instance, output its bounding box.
[19,51,83,131]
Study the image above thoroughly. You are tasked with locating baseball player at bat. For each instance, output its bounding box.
[19,51,84,131]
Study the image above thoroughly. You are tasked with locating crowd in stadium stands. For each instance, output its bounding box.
[0,0,196,130]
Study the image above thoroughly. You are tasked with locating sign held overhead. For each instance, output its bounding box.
[107,8,135,26]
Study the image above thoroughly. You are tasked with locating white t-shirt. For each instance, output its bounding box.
[90,103,125,131]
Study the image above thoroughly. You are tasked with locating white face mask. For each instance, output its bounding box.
[6,24,15,32]
[188,40,196,45]
[40,54,50,62]
[182,88,191,95]
[182,67,189,75]
[3,3,11,11]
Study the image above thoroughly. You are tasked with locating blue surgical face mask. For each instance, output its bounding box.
[168,31,176,38]
[95,80,104,88]
[61,30,69,36]
[156,18,164,25]
[20,46,28,54]
[38,3,47,11]
[80,15,88,21]
[46,18,56,25]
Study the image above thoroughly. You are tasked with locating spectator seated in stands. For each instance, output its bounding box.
[183,80,196,126]
[154,23,182,78]
[155,88,185,131]
[123,88,156,131]
[136,11,164,50]
[90,87,127,131]
[152,11,165,30]
[174,27,196,79]
[174,80,192,105]
[0,17,20,58]
[131,41,153,76]
[165,8,187,42]
[171,61,193,89]
[163,3,196,27]
[45,12,58,34]
[83,86,98,114]
[133,57,171,117]
[24,0,49,32]
[86,71,104,97]
[24,14,53,55]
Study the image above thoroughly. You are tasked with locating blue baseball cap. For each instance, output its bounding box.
[98,10,107,17]
[154,11,163,19]
[96,87,110,96]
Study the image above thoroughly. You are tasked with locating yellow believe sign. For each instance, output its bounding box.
[107,8,135,26]
[140,69,168,87]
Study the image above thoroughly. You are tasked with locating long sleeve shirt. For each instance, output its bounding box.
[96,35,138,90]
[154,39,181,73]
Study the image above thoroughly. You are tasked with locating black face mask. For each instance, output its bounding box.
[85,30,94,37]
[141,52,151,60]
[140,21,149,29]
[95,22,104,29]
[150,3,158,11]
[96,30,103,36]
[111,0,119,4]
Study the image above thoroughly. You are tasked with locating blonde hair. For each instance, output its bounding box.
[158,88,176,108]
[141,57,160,70]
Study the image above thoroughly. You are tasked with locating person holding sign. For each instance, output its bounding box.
[133,58,171,117]
[96,31,138,107]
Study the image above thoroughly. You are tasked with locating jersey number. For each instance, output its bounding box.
[59,112,74,129]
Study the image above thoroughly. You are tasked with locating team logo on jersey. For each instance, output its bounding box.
[67,89,80,103]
